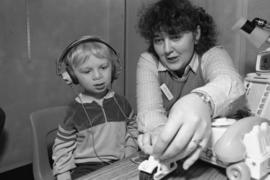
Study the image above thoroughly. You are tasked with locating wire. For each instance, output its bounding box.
[25,0,31,61]
[69,85,111,165]
[69,85,139,165]
[113,96,138,148]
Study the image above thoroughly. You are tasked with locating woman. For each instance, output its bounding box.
[136,0,245,170]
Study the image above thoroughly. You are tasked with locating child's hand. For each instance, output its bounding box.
[138,125,164,155]
[57,171,71,180]
[124,148,138,158]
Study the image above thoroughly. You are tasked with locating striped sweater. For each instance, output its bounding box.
[52,91,138,175]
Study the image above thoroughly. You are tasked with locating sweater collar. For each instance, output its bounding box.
[75,90,115,105]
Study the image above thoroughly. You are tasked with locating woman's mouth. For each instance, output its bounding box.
[166,56,179,63]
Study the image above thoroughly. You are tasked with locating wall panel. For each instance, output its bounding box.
[0,0,124,172]
[0,0,32,172]
[125,0,149,111]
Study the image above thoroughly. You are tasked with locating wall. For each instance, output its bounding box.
[0,0,125,172]
[125,0,151,111]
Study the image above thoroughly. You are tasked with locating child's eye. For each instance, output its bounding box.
[80,69,92,74]
[101,65,108,70]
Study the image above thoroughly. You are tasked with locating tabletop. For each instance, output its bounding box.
[76,153,227,180]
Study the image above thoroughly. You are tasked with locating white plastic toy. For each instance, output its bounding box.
[138,117,270,180]
[200,116,270,180]
[138,155,177,180]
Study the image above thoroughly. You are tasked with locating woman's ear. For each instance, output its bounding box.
[194,25,201,44]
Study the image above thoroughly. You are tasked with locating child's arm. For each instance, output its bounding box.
[52,125,77,177]
[125,109,139,157]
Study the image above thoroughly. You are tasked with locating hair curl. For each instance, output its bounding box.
[137,0,218,56]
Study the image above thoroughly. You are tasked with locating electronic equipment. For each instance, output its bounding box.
[245,50,270,120]
[232,16,270,120]
[232,17,270,48]
[256,50,270,73]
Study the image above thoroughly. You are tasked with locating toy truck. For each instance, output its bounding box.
[139,116,270,180]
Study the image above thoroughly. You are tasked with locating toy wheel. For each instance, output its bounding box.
[139,171,153,180]
[139,167,157,180]
[226,162,251,180]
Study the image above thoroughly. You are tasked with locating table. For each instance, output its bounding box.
[76,153,227,180]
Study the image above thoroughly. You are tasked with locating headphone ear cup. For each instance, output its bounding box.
[66,66,79,85]
[112,58,121,81]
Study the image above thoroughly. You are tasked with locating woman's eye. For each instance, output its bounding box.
[153,38,163,44]
[170,34,182,41]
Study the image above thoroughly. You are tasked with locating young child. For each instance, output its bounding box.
[53,36,138,180]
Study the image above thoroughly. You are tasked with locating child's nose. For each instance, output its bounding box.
[92,69,102,80]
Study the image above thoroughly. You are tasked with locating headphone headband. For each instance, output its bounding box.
[59,36,118,65]
[56,35,121,85]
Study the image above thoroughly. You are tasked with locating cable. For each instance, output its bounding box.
[69,85,139,165]
[69,85,111,165]
[113,96,138,148]
[253,17,270,30]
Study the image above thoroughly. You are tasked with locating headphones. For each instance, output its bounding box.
[56,35,121,85]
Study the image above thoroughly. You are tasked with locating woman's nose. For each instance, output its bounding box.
[164,39,173,54]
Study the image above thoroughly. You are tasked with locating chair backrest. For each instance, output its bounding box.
[0,107,5,135]
[30,106,70,180]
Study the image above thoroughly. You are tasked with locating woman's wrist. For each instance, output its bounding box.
[191,91,214,117]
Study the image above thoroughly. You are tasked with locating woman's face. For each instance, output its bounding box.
[153,30,200,72]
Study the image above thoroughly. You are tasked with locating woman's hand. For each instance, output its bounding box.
[57,171,71,180]
[152,93,212,170]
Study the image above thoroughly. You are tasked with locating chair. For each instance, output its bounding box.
[30,106,70,180]
[0,107,5,135]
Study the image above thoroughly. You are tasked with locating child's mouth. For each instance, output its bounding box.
[94,83,105,90]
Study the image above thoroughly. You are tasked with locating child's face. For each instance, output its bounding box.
[73,55,113,98]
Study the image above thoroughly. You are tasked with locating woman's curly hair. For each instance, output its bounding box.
[137,0,218,57]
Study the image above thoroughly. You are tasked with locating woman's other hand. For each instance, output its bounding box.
[57,171,71,180]
[152,93,212,170]
[138,125,164,155]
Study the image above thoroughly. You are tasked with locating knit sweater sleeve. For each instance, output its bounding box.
[52,105,77,175]
[115,94,139,157]
[124,104,138,157]
[191,46,246,117]
[136,52,167,133]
